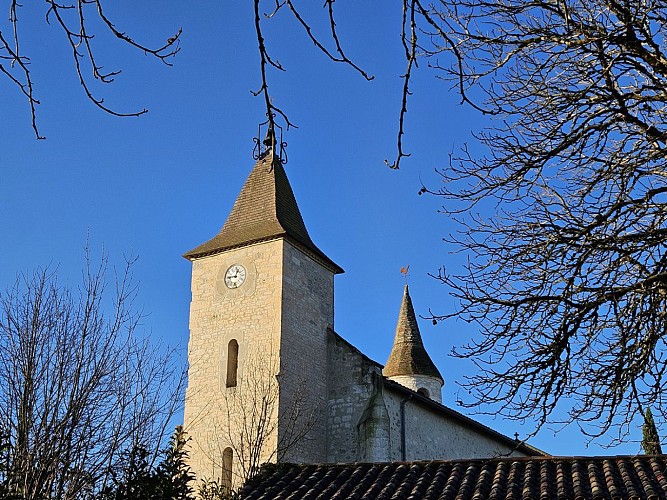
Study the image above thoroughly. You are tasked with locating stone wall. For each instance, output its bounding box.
[184,239,285,487]
[326,335,532,463]
[383,385,531,460]
[326,333,384,463]
[277,240,334,464]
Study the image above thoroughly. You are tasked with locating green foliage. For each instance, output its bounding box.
[642,408,663,455]
[97,445,157,500]
[97,426,194,500]
[155,426,195,500]
[198,478,235,500]
[0,424,195,500]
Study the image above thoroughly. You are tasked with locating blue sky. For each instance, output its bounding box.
[0,2,640,456]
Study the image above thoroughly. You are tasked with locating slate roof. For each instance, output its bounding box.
[183,151,343,273]
[383,285,443,382]
[239,456,667,499]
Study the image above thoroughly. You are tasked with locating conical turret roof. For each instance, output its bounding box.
[184,151,342,273]
[383,285,443,381]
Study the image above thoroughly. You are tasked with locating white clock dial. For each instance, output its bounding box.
[224,264,247,289]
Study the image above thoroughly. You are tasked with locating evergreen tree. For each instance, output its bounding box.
[97,445,157,500]
[198,479,227,500]
[97,427,194,500]
[155,426,195,500]
[642,408,663,455]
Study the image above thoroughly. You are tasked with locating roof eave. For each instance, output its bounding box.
[183,234,344,275]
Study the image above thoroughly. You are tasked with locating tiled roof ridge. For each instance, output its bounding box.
[183,152,343,273]
[383,285,443,381]
[254,454,667,466]
[240,456,667,500]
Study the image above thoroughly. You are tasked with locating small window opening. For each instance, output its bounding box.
[226,339,239,388]
[222,447,233,491]
[417,388,430,398]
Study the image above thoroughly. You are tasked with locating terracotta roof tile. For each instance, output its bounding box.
[239,457,667,500]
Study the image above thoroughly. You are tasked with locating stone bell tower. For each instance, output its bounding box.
[182,137,343,488]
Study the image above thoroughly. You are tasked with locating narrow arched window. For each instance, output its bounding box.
[417,388,430,398]
[222,447,233,491]
[226,339,239,388]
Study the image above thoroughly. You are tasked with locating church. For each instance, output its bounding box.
[181,134,544,491]
[181,136,667,499]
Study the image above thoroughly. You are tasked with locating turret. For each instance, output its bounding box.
[383,285,444,402]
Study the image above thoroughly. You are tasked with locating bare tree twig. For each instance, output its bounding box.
[0,251,184,498]
[0,1,181,138]
[285,0,373,81]
[385,0,418,169]
[252,0,373,145]
[416,0,667,444]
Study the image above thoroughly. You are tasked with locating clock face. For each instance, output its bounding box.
[224,264,247,289]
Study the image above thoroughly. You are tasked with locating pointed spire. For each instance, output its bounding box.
[383,285,443,382]
[184,153,343,274]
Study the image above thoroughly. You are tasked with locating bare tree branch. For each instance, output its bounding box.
[411,0,667,444]
[252,0,372,142]
[0,1,180,138]
[0,252,185,498]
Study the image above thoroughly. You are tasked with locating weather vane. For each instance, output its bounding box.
[252,113,288,164]
[400,265,410,285]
